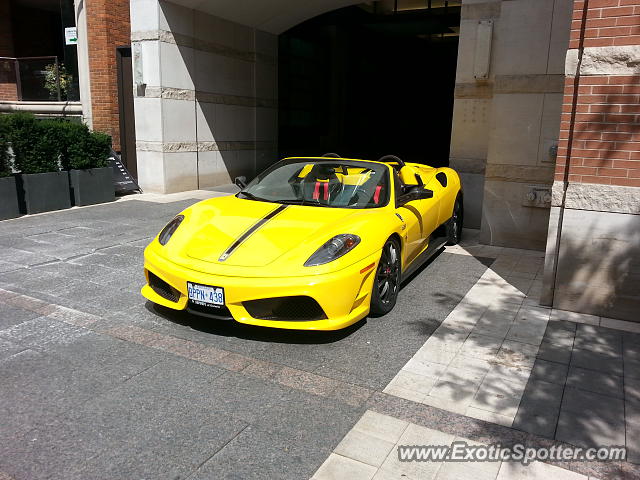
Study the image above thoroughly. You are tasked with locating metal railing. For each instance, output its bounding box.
[0,56,79,102]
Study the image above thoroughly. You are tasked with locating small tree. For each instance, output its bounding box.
[44,63,73,100]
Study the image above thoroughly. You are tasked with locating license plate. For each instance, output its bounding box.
[187,282,225,307]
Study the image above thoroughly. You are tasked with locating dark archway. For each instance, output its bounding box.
[278,2,460,166]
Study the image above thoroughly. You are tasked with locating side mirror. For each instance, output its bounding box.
[234,176,247,189]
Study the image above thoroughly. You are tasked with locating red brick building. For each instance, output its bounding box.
[0,0,131,152]
[541,0,640,320]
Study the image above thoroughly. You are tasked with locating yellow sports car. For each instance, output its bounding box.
[142,155,463,330]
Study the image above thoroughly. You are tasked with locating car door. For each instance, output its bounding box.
[394,170,440,267]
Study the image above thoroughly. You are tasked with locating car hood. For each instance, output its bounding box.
[180,196,368,268]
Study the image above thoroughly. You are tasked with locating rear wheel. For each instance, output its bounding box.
[370,238,401,316]
[446,196,463,245]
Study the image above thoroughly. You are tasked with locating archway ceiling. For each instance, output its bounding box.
[167,0,362,34]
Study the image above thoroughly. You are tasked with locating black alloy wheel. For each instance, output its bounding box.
[370,238,401,316]
[447,197,463,246]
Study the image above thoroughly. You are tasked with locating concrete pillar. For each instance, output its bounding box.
[74,0,92,128]
[130,0,278,193]
[450,0,572,248]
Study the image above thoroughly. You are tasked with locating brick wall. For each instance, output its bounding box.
[556,0,640,187]
[86,0,131,151]
[0,0,17,101]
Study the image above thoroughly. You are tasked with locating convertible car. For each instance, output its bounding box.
[141,155,463,330]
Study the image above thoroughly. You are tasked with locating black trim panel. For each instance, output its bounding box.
[400,233,448,282]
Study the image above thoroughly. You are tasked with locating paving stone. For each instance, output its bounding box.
[573,324,622,356]
[557,388,625,448]
[625,376,640,404]
[0,303,42,330]
[0,337,25,361]
[601,317,640,334]
[329,381,373,407]
[556,406,626,449]
[495,340,538,368]
[402,355,448,378]
[627,421,640,464]
[386,370,438,396]
[459,332,501,359]
[529,358,569,385]
[334,429,396,467]
[566,366,623,399]
[448,353,494,375]
[379,424,454,480]
[570,348,623,376]
[537,339,572,364]
[550,309,600,325]
[471,385,523,416]
[352,411,408,444]
[519,379,565,411]
[543,324,576,348]
[383,383,426,403]
[497,460,587,479]
[513,407,560,438]
[624,358,640,381]
[314,453,376,480]
[435,443,503,478]
[464,406,514,427]
[421,393,470,415]
[479,369,530,396]
[626,401,640,428]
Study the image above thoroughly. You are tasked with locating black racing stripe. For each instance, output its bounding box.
[218,204,288,262]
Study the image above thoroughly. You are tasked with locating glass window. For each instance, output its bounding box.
[241,158,390,209]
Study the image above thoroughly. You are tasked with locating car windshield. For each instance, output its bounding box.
[239,158,390,209]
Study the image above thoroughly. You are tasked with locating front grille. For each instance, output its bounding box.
[243,296,327,321]
[187,301,234,320]
[148,271,180,303]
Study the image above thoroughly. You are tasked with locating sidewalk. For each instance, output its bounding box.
[313,229,639,480]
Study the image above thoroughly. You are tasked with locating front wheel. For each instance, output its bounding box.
[446,196,463,246]
[370,238,401,316]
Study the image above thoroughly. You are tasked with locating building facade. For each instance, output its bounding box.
[0,0,131,152]
[1,0,638,321]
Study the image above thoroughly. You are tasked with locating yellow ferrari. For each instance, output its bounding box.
[141,155,463,330]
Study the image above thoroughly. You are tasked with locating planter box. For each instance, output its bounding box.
[0,176,21,220]
[18,171,71,214]
[69,167,115,207]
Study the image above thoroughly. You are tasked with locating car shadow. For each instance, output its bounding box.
[399,246,495,290]
[145,301,366,345]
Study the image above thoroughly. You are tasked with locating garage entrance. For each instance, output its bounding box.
[278,1,461,166]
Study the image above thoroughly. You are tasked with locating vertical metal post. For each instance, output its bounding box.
[55,57,61,101]
[14,59,22,101]
[394,0,398,14]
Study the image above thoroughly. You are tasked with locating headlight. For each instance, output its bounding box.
[158,215,184,246]
[304,234,360,267]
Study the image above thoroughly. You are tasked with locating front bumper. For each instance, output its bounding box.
[141,246,380,330]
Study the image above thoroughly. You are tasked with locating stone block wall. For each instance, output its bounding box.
[131,0,278,193]
[541,0,640,321]
[450,0,572,250]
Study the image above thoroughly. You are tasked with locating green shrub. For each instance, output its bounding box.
[66,130,111,170]
[0,113,112,173]
[0,116,11,177]
[1,113,61,174]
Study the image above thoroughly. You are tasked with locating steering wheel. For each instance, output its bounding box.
[378,154,405,170]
